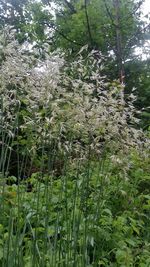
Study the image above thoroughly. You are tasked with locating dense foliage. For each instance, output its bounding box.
[0,30,150,266]
[0,154,150,266]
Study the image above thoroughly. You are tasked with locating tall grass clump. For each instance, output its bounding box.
[0,29,150,267]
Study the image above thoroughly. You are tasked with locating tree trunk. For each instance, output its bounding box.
[113,0,125,84]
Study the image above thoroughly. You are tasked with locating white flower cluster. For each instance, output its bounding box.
[0,29,148,170]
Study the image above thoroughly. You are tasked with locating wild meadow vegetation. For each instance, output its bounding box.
[0,0,150,266]
[0,29,149,267]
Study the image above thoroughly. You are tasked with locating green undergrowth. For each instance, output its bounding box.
[0,153,150,267]
[0,31,150,267]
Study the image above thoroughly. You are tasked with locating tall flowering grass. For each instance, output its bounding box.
[0,29,149,267]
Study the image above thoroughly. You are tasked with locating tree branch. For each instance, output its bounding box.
[63,0,76,14]
[84,0,93,47]
[103,0,116,27]
[45,22,83,46]
[124,23,150,54]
